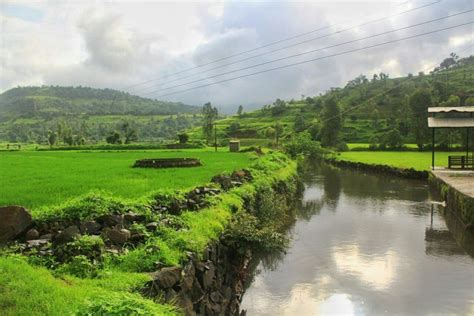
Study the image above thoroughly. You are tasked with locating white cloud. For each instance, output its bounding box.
[1,0,473,112]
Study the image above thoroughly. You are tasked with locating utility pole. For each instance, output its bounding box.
[214,122,217,152]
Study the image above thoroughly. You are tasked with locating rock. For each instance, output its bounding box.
[26,239,50,249]
[176,291,195,316]
[80,221,102,235]
[190,277,205,303]
[97,214,123,227]
[106,228,131,245]
[153,266,182,289]
[124,212,146,223]
[210,291,224,304]
[129,233,146,243]
[181,261,195,290]
[39,233,54,241]
[54,225,80,244]
[201,262,216,289]
[25,228,40,240]
[145,222,159,231]
[0,206,32,243]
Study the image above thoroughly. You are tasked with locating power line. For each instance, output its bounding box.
[143,10,472,96]
[127,0,442,91]
[152,22,473,98]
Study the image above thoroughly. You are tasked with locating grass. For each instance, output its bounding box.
[0,256,176,316]
[337,151,465,171]
[0,151,297,315]
[0,149,252,210]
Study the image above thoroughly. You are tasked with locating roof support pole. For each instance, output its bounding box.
[432,128,435,170]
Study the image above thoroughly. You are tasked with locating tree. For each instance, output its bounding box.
[381,129,403,149]
[178,132,189,144]
[409,88,432,149]
[271,99,287,116]
[320,96,342,147]
[439,95,460,107]
[293,114,307,132]
[106,131,121,144]
[465,97,474,106]
[120,121,138,144]
[47,130,57,148]
[202,102,218,145]
[237,105,244,116]
[228,122,240,135]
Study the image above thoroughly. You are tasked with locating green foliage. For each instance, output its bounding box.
[440,94,460,107]
[177,132,189,144]
[37,192,147,222]
[76,292,176,316]
[54,235,105,263]
[55,255,101,278]
[271,99,287,116]
[409,88,432,149]
[105,131,121,144]
[202,102,218,144]
[285,131,324,158]
[320,95,342,148]
[379,129,404,149]
[224,211,288,253]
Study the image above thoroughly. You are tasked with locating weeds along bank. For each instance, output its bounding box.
[0,151,299,315]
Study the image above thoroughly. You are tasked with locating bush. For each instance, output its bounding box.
[54,235,104,263]
[56,255,101,278]
[285,131,324,158]
[177,132,189,144]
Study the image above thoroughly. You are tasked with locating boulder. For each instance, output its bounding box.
[124,212,146,223]
[153,266,182,289]
[25,228,40,241]
[55,225,80,244]
[145,222,159,231]
[97,214,123,227]
[80,221,102,235]
[39,233,54,241]
[106,228,130,245]
[0,206,32,243]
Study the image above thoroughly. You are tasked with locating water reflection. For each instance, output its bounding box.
[241,162,474,315]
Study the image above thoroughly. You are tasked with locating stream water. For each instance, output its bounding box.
[241,163,474,315]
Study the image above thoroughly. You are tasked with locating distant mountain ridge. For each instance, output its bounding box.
[0,86,199,120]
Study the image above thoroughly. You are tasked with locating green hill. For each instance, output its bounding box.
[190,54,474,149]
[0,86,201,144]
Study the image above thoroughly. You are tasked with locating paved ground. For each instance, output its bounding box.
[432,169,474,198]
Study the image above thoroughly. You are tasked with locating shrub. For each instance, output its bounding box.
[56,255,100,278]
[54,235,104,263]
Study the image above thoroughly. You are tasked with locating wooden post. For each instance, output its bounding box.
[214,123,217,152]
[432,128,435,170]
[467,127,469,158]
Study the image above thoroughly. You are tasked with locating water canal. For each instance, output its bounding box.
[241,163,474,315]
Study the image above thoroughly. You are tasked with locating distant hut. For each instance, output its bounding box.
[229,140,240,152]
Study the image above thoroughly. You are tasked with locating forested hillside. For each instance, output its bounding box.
[196,54,474,149]
[0,86,200,145]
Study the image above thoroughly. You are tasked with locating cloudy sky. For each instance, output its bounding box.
[1,0,473,112]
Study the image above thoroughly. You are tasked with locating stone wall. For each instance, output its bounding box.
[429,174,474,229]
[133,158,201,168]
[327,158,429,179]
[142,242,250,315]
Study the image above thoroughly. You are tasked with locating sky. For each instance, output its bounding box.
[1,0,473,112]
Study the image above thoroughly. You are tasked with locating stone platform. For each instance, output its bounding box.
[431,169,474,199]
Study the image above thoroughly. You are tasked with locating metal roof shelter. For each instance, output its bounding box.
[428,106,474,169]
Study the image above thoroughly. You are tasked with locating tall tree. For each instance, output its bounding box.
[320,96,342,147]
[237,105,244,116]
[409,88,432,149]
[202,102,218,145]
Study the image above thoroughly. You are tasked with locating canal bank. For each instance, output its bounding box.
[327,157,474,231]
